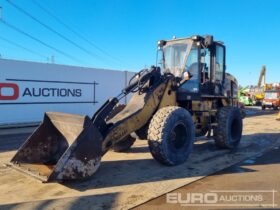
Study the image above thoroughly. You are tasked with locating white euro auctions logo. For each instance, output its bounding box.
[167,192,218,205]
[166,190,278,207]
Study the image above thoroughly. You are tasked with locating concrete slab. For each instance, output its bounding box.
[0,111,279,210]
[135,146,280,209]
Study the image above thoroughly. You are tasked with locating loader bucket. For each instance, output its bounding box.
[9,112,103,182]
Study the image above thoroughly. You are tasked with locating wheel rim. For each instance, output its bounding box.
[170,122,188,150]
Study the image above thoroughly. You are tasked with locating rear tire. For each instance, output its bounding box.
[112,136,136,152]
[148,106,195,166]
[262,105,266,110]
[214,106,243,149]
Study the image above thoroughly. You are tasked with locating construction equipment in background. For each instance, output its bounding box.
[247,65,266,105]
[238,66,266,106]
[253,65,266,105]
[8,35,243,182]
[238,86,254,106]
[262,83,280,110]
[258,65,266,89]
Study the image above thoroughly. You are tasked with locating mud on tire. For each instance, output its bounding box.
[214,106,243,149]
[148,106,195,166]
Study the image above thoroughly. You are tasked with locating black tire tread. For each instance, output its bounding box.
[148,106,194,165]
[214,106,242,149]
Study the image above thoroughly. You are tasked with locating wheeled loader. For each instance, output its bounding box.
[8,35,243,182]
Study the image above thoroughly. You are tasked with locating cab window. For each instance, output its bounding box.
[200,48,211,83]
[181,47,199,93]
[215,45,224,82]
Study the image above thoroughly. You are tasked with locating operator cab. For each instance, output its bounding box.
[157,35,226,100]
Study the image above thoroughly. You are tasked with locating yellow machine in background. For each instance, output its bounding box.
[251,65,266,104]
[255,65,266,100]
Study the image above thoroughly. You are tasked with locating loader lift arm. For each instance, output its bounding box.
[9,66,177,182]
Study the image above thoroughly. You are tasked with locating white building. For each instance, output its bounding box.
[0,59,134,127]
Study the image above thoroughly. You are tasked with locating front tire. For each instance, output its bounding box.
[214,106,243,149]
[148,106,195,166]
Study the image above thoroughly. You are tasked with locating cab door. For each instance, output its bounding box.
[213,44,226,95]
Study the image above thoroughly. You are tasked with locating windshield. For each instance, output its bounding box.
[264,92,278,99]
[162,43,188,77]
[180,46,199,93]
